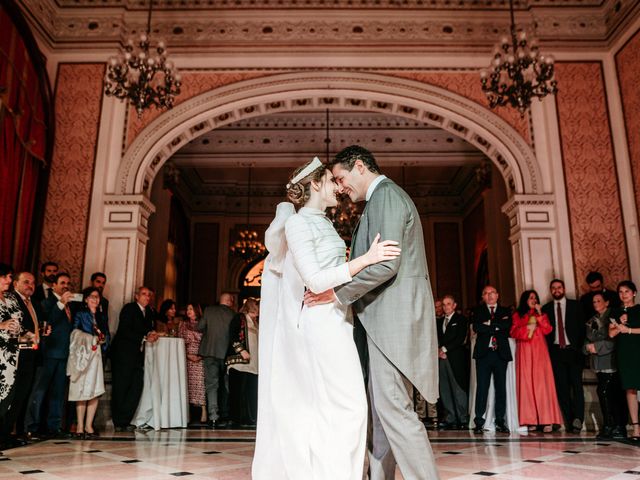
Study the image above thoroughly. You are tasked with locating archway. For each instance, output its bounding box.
[92,71,571,318]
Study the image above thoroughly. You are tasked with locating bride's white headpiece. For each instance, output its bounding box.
[286,156,324,189]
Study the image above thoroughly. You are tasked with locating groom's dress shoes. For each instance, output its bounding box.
[473,425,485,434]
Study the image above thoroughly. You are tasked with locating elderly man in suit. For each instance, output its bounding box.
[306,145,439,480]
[6,272,47,443]
[472,285,512,434]
[437,294,469,430]
[110,286,158,431]
[198,292,236,428]
[542,278,585,433]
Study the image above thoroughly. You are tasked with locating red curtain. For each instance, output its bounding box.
[0,4,51,270]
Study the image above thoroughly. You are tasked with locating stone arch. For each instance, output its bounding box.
[116,71,542,197]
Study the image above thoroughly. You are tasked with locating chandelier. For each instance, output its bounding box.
[480,0,557,116]
[104,0,181,117]
[230,166,266,263]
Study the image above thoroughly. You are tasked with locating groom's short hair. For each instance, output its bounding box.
[332,145,381,174]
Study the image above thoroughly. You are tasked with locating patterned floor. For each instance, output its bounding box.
[0,428,638,479]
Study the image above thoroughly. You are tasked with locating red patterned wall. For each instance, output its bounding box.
[616,30,640,239]
[40,63,104,288]
[554,62,629,291]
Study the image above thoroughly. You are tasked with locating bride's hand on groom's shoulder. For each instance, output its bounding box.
[365,233,401,265]
[304,289,336,307]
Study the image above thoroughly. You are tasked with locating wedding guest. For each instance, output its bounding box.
[510,290,562,433]
[32,261,58,305]
[179,303,207,425]
[199,292,236,428]
[608,280,640,441]
[584,293,627,439]
[156,299,178,335]
[25,272,74,438]
[110,286,158,432]
[542,278,585,433]
[472,285,512,434]
[5,272,47,441]
[579,271,620,323]
[227,297,259,427]
[0,264,22,451]
[67,287,108,439]
[88,272,109,343]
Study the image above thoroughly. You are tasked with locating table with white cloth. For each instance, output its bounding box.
[133,337,189,430]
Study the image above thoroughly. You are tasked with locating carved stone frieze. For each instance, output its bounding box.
[18,0,632,48]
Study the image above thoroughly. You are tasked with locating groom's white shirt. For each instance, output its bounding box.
[366,175,387,202]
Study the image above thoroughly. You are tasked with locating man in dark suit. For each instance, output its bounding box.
[579,271,620,323]
[110,286,157,431]
[437,295,469,430]
[198,292,236,428]
[543,278,585,432]
[472,285,512,434]
[25,272,73,437]
[32,262,58,305]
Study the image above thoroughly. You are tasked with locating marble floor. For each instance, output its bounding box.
[0,428,638,479]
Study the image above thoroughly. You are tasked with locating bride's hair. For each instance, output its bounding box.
[286,161,326,206]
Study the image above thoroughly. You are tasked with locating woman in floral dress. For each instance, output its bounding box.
[180,303,207,424]
[0,263,22,449]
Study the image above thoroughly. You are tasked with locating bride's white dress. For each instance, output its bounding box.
[253,204,367,480]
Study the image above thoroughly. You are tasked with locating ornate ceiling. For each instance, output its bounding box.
[17,0,640,50]
[169,111,489,216]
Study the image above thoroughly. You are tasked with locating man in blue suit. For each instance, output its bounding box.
[25,272,73,438]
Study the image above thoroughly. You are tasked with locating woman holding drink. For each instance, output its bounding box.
[510,290,563,432]
[0,263,22,450]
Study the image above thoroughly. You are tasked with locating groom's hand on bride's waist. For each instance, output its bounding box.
[304,289,336,306]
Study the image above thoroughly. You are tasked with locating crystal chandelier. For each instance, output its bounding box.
[480,0,557,116]
[104,0,181,117]
[230,166,266,263]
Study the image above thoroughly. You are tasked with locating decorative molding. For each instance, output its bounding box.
[117,72,541,198]
[18,0,638,49]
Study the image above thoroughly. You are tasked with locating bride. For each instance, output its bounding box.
[253,157,400,480]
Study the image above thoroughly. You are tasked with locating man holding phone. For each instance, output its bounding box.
[25,272,74,438]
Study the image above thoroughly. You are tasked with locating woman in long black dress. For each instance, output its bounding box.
[609,280,640,440]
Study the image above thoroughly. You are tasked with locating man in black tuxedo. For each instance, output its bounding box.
[25,272,73,437]
[437,295,469,430]
[472,285,512,434]
[110,286,158,431]
[543,278,585,432]
[32,262,58,305]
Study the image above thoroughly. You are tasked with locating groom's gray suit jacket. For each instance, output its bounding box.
[335,178,439,403]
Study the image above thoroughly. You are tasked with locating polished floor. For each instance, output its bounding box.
[0,428,638,479]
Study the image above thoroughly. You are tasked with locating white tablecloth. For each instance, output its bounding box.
[133,337,189,430]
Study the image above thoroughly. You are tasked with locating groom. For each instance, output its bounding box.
[305,145,440,479]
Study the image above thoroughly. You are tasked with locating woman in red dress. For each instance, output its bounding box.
[511,290,563,432]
